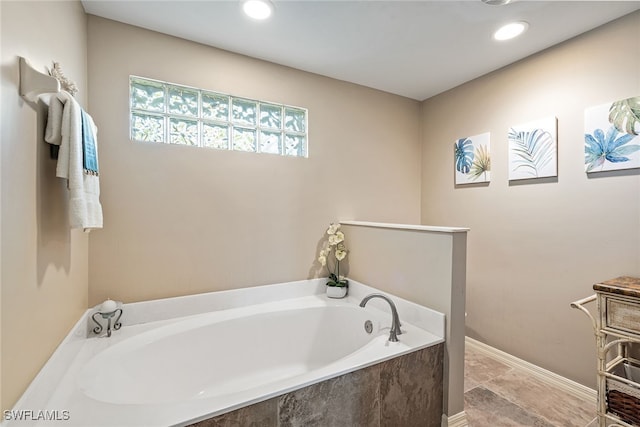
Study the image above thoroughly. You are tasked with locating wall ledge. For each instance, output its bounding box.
[340,220,469,234]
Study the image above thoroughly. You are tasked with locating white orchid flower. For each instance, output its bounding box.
[335,249,347,261]
[318,255,327,266]
[334,231,344,243]
[327,223,340,235]
[328,234,339,246]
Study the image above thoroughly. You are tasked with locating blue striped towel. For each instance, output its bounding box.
[81,109,99,175]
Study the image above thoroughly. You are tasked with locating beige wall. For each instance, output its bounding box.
[342,222,467,418]
[86,16,422,306]
[421,11,640,388]
[0,0,3,412]
[0,1,89,411]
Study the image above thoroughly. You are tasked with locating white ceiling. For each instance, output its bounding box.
[81,0,640,101]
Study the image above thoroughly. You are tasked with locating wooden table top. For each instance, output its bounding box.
[593,276,640,298]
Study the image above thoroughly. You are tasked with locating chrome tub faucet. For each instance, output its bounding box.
[359,293,402,342]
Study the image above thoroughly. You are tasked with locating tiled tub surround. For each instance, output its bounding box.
[7,279,445,427]
[189,343,444,427]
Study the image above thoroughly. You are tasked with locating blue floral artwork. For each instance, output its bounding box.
[454,132,490,185]
[585,96,640,173]
[508,117,557,181]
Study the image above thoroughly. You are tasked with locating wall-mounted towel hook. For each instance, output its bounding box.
[19,56,60,103]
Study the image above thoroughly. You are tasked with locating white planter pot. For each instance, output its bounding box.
[326,285,348,299]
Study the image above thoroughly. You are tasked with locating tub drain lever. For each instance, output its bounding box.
[91,299,123,337]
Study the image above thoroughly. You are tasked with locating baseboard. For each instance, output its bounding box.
[465,336,597,403]
[441,411,468,427]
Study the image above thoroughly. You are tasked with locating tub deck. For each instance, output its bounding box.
[6,279,444,427]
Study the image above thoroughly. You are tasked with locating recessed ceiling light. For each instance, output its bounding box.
[482,0,513,5]
[493,21,528,41]
[242,0,273,20]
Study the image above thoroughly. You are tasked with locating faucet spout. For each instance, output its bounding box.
[359,293,402,342]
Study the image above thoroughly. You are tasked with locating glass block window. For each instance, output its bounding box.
[130,76,308,157]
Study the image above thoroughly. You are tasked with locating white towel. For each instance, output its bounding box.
[45,91,103,232]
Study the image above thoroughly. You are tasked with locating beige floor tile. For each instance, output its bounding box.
[483,368,596,427]
[584,417,597,427]
[464,376,480,393]
[465,387,555,427]
[465,346,513,385]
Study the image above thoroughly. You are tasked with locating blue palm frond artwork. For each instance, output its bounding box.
[508,117,557,181]
[585,98,640,173]
[454,132,491,185]
[454,138,474,174]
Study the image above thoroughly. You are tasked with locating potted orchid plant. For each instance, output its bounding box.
[318,223,348,298]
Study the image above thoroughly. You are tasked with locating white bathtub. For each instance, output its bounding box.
[6,279,444,427]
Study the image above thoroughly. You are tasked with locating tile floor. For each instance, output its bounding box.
[464,344,598,427]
